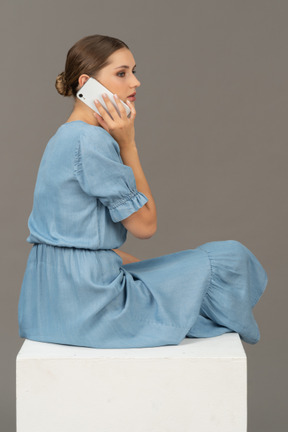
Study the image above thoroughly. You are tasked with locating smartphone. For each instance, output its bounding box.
[76,77,131,118]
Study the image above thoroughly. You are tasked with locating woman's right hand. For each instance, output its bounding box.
[93,93,137,150]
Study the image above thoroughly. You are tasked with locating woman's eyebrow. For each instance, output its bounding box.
[114,64,136,69]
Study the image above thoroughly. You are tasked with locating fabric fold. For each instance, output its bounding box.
[187,240,268,344]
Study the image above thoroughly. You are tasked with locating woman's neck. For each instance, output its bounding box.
[66,101,101,126]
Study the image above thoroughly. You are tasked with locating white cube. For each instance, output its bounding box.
[16,333,247,432]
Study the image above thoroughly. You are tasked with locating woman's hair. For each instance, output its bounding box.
[55,34,129,98]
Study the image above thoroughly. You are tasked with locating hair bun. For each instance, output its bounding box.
[55,71,72,97]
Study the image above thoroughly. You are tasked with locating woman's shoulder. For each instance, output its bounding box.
[77,122,121,156]
[60,121,122,170]
[53,121,119,157]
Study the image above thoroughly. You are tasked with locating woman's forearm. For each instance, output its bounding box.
[120,144,157,227]
[112,248,141,265]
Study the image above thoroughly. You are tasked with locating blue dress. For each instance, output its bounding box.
[18,120,268,348]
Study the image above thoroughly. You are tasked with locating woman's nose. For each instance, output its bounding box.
[132,76,141,87]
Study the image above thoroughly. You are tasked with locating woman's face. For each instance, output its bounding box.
[78,48,140,105]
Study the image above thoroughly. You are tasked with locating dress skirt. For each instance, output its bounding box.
[18,239,268,349]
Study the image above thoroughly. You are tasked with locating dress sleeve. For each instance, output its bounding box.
[74,127,149,223]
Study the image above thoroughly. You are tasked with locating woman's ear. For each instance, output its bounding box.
[78,74,90,88]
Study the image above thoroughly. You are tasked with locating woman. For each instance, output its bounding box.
[18,34,268,349]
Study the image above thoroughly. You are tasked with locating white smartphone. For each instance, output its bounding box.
[76,77,131,118]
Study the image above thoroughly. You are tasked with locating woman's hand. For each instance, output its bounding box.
[93,94,137,150]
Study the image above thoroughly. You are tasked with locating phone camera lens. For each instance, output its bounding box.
[79,93,83,98]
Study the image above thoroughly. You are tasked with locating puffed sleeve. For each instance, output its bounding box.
[74,127,149,223]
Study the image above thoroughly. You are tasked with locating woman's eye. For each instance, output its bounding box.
[117,70,137,77]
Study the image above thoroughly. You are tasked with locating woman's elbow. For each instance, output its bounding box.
[121,207,157,239]
[140,221,157,239]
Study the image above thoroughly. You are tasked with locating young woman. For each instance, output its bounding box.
[18,34,268,349]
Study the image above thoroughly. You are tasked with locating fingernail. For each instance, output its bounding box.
[103,93,107,97]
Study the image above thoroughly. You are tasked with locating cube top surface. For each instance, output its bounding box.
[17,333,246,360]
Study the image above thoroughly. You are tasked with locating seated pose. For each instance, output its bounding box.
[18,34,268,349]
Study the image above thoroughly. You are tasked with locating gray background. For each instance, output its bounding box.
[1,1,287,431]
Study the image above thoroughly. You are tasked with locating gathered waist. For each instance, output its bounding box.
[28,242,123,284]
[31,242,116,252]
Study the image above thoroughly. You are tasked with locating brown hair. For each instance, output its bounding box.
[55,34,129,98]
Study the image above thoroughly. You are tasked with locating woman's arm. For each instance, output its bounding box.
[94,96,157,236]
[120,146,157,234]
[112,248,141,265]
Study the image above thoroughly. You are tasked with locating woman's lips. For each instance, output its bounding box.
[127,92,136,101]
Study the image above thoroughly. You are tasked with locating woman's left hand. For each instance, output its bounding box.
[93,93,137,150]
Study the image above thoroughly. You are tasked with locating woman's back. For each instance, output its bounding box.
[27,121,148,250]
